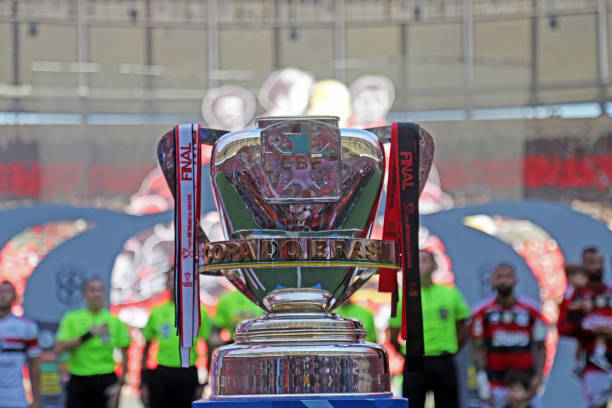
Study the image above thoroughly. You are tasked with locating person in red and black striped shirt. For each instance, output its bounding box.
[470,264,546,408]
[558,247,612,408]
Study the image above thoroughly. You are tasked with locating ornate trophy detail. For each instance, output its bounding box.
[157,116,434,399]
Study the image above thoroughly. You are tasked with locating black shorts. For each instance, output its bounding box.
[403,354,459,408]
[147,365,200,408]
[66,373,118,408]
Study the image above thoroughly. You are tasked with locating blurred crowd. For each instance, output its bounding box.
[1,245,610,408]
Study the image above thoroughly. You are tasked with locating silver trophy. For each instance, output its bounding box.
[158,116,434,398]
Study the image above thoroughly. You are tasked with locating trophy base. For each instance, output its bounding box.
[194,395,408,407]
[209,302,390,397]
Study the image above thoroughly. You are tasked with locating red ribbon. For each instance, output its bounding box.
[379,123,400,305]
[378,123,424,369]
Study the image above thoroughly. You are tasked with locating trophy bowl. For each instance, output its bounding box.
[157,116,434,398]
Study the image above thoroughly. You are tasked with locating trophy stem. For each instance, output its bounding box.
[263,288,331,313]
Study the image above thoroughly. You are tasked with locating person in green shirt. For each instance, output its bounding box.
[140,269,211,408]
[55,277,130,408]
[336,298,378,343]
[209,290,263,348]
[389,249,470,408]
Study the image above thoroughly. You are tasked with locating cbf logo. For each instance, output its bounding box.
[55,267,86,306]
[261,120,341,203]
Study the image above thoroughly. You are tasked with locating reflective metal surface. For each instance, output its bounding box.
[263,288,331,314]
[156,119,435,245]
[157,116,435,397]
[209,118,388,311]
[210,310,390,397]
[212,117,384,234]
[200,238,399,273]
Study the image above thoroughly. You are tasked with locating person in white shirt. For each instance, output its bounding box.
[0,280,41,408]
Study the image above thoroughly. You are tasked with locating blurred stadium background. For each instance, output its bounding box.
[2,1,612,407]
[2,0,612,207]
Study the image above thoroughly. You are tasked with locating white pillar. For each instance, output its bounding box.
[463,0,474,119]
[207,0,219,88]
[334,0,346,83]
[597,0,609,108]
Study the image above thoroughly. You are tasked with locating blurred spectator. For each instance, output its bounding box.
[471,263,546,408]
[558,247,612,408]
[209,290,263,348]
[389,249,470,408]
[0,281,41,408]
[559,264,589,375]
[565,264,588,295]
[258,68,315,117]
[336,297,377,343]
[504,371,535,408]
[348,74,395,128]
[140,269,211,408]
[55,277,130,408]
[201,85,256,131]
[306,79,352,127]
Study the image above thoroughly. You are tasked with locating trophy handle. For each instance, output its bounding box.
[363,125,393,143]
[365,124,435,195]
[199,127,231,145]
[157,126,230,247]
